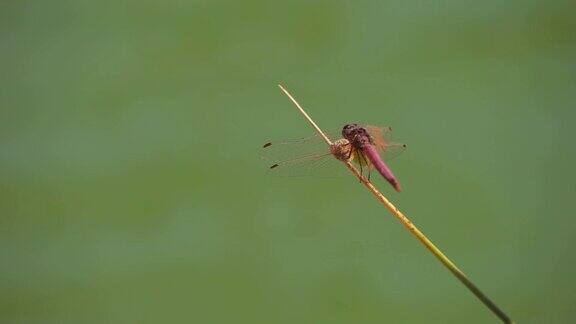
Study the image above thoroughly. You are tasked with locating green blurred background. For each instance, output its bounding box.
[1,1,575,323]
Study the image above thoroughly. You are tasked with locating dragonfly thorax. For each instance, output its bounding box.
[342,124,372,149]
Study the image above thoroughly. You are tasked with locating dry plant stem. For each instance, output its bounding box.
[277,84,514,324]
[278,84,333,146]
[342,161,513,324]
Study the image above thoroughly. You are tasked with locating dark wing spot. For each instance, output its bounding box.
[270,163,279,169]
[402,144,407,148]
[262,142,272,148]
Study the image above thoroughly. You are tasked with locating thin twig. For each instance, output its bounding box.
[277,84,514,324]
[278,84,333,146]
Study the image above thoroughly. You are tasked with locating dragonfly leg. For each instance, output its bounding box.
[364,156,371,181]
[345,145,353,160]
[368,165,371,181]
[359,151,372,182]
[359,154,363,180]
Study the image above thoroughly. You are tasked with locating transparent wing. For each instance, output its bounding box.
[365,125,393,143]
[261,131,349,178]
[365,125,407,161]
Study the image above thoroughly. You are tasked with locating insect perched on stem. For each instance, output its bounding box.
[265,84,515,324]
[263,124,406,192]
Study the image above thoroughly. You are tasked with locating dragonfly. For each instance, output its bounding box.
[262,123,406,192]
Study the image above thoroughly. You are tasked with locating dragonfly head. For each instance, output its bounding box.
[331,138,353,161]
